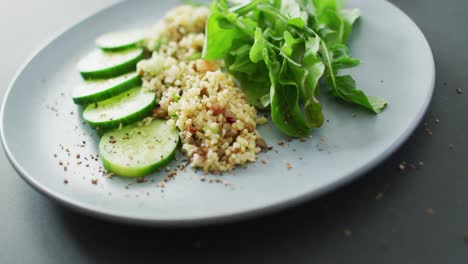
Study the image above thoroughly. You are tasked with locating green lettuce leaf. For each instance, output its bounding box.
[202,0,387,137]
[264,49,311,137]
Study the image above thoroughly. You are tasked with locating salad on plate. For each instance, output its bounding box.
[72,0,386,177]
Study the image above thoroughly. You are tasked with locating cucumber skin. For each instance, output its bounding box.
[85,98,156,130]
[73,76,142,105]
[97,41,142,52]
[100,143,177,178]
[80,50,144,80]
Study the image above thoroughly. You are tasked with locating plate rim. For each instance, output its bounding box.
[0,0,435,226]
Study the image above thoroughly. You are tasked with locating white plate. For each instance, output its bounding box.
[0,0,434,226]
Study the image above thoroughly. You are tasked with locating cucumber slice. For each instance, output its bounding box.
[99,119,179,177]
[83,87,155,129]
[78,48,143,79]
[72,72,142,105]
[96,29,147,51]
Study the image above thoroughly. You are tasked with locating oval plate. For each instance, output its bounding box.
[0,0,434,226]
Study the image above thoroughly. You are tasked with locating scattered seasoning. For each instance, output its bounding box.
[108,136,117,144]
[352,113,357,117]
[375,192,384,200]
[200,177,206,182]
[344,229,353,237]
[167,171,177,178]
[104,172,114,179]
[193,240,202,249]
[91,179,98,185]
[425,208,435,216]
[278,141,285,146]
[76,154,81,159]
[298,157,303,160]
[63,166,68,172]
[286,162,293,170]
[449,144,454,149]
[64,179,68,184]
[261,159,268,164]
[320,136,327,142]
[424,127,433,136]
[398,163,406,171]
[53,154,57,158]
[380,80,384,84]
[137,177,148,183]
[456,88,463,94]
[299,138,307,142]
[59,161,63,166]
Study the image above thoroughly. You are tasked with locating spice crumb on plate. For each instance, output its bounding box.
[398,163,406,171]
[344,229,353,237]
[137,177,148,183]
[425,208,435,216]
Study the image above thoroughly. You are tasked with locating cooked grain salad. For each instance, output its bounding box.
[137,5,268,173]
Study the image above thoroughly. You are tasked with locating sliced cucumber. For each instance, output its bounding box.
[83,87,155,129]
[99,119,179,177]
[96,29,147,51]
[72,72,142,105]
[78,48,143,79]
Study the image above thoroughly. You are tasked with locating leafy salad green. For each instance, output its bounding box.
[202,0,387,137]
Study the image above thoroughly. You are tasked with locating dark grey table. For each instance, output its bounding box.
[1,0,467,263]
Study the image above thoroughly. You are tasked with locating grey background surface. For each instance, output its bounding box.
[0,0,466,263]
